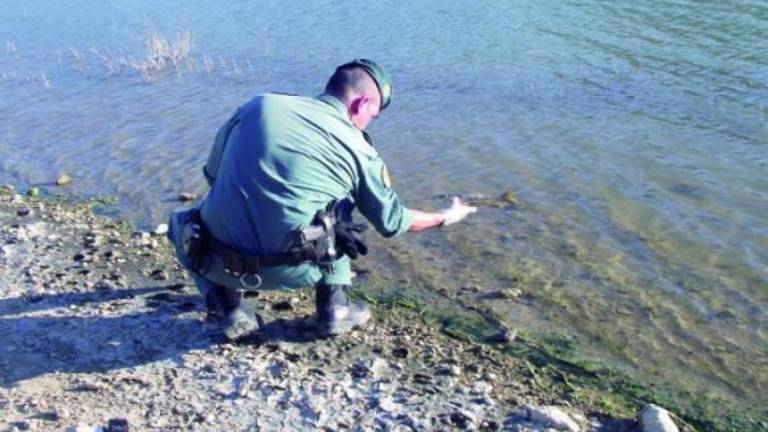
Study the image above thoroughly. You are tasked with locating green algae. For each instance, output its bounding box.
[357,247,767,432]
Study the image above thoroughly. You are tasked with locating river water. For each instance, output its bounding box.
[1,0,766,422]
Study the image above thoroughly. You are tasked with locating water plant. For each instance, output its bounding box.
[129,31,192,81]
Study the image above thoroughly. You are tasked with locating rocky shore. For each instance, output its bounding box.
[0,188,684,431]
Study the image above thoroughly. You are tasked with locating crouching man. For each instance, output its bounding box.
[168,59,476,340]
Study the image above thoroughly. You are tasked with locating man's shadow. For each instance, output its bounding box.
[0,285,321,387]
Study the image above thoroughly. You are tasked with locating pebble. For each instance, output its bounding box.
[377,395,398,412]
[56,174,72,186]
[471,381,493,395]
[349,361,369,379]
[17,207,32,217]
[179,192,197,201]
[67,425,104,432]
[502,288,522,299]
[521,405,580,432]
[145,238,159,249]
[150,269,169,281]
[487,328,516,344]
[153,223,169,236]
[0,244,15,258]
[11,421,31,431]
[107,419,129,432]
[104,250,121,260]
[639,404,680,432]
[369,357,389,378]
[450,410,477,429]
[413,373,433,385]
[392,347,409,358]
[83,234,103,247]
[479,420,501,431]
[94,280,116,291]
[436,364,462,377]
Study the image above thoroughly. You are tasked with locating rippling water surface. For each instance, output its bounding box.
[1,0,766,422]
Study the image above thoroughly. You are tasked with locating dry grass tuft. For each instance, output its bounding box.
[130,31,192,80]
[49,30,258,83]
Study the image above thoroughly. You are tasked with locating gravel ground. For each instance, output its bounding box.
[0,190,640,431]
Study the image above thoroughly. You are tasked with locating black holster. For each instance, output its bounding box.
[288,201,338,272]
[182,208,207,272]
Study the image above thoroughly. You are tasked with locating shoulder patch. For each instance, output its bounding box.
[381,165,392,189]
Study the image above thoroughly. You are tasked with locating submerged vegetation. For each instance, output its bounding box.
[2,31,259,87]
[78,30,257,82]
[79,30,193,81]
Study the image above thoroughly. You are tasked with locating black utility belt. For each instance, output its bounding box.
[206,237,311,289]
[208,237,305,273]
[191,203,340,288]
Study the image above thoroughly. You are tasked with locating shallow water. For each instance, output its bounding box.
[1,0,766,420]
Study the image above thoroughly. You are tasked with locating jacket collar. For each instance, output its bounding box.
[317,93,348,118]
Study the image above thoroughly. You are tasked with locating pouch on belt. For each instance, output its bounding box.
[167,206,204,271]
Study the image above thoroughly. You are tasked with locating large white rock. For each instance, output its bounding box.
[524,404,580,432]
[639,404,680,432]
[153,223,169,236]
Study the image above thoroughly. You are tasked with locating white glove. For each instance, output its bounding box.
[441,197,477,226]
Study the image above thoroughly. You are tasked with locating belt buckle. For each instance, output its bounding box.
[239,256,261,289]
[240,273,262,289]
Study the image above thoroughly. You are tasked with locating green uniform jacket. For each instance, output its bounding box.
[199,93,413,289]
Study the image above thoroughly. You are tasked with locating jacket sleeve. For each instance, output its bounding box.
[203,110,240,186]
[353,153,413,237]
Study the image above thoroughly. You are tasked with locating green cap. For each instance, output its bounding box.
[337,58,393,110]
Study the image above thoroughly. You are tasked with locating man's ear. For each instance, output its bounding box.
[350,95,369,116]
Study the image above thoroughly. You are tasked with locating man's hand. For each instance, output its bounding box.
[407,197,478,232]
[440,197,478,226]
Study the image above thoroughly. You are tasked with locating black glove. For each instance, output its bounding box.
[334,222,368,259]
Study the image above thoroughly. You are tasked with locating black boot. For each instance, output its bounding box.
[205,285,259,340]
[315,283,371,337]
